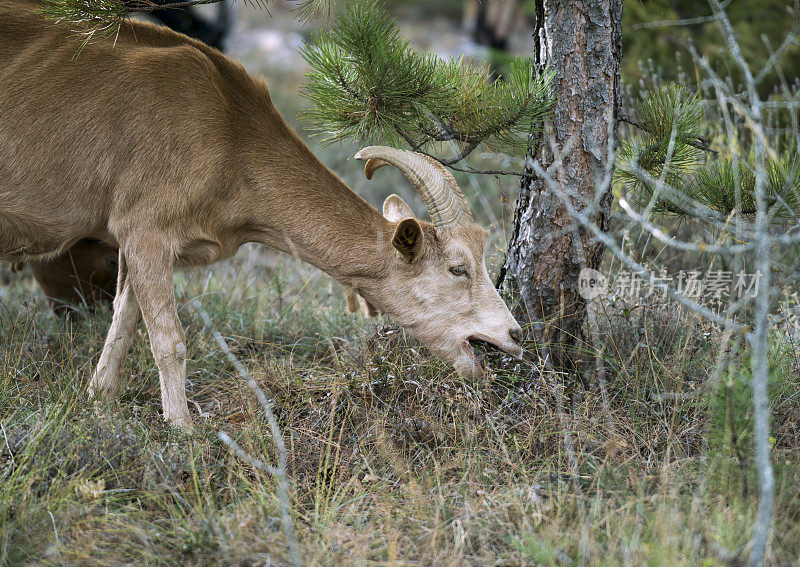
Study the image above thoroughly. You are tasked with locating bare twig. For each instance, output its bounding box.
[754,20,800,86]
[708,3,774,565]
[527,151,748,333]
[630,1,733,30]
[189,298,303,567]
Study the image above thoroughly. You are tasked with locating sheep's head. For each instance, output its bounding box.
[353,146,523,378]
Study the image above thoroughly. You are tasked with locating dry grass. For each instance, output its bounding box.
[2,239,799,566]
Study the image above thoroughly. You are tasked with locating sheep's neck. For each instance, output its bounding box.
[252,173,393,287]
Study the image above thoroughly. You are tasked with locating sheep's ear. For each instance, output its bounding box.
[392,218,424,263]
[383,194,415,222]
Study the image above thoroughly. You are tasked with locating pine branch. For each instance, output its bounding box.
[618,84,800,224]
[620,113,717,154]
[40,0,328,45]
[301,0,553,165]
[617,85,713,215]
[39,0,128,44]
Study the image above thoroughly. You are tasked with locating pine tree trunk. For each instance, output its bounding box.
[498,0,622,369]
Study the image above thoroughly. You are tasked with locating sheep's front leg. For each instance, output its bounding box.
[127,248,191,427]
[89,252,140,400]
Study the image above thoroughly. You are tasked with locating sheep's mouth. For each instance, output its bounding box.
[463,336,506,374]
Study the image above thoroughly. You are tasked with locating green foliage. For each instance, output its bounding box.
[287,0,335,23]
[39,0,128,45]
[705,338,799,501]
[301,0,553,159]
[618,85,800,223]
[766,154,800,216]
[616,85,707,213]
[689,155,800,220]
[635,85,706,143]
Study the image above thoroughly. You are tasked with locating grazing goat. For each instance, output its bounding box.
[1,0,522,426]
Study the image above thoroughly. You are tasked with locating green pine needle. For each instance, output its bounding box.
[617,85,709,214]
[39,0,278,49]
[300,0,553,159]
[692,155,800,221]
[39,0,128,47]
[619,84,800,224]
[290,0,334,24]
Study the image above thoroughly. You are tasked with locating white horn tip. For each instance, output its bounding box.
[354,146,380,161]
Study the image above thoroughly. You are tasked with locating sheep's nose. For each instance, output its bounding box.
[509,327,523,346]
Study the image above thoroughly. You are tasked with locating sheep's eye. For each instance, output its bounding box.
[449,266,468,277]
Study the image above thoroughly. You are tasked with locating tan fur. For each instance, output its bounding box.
[1,1,522,426]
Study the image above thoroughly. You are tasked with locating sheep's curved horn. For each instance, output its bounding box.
[354,146,472,228]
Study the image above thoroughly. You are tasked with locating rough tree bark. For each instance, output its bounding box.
[498,0,622,370]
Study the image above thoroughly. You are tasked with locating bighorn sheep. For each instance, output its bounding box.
[1,1,522,426]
